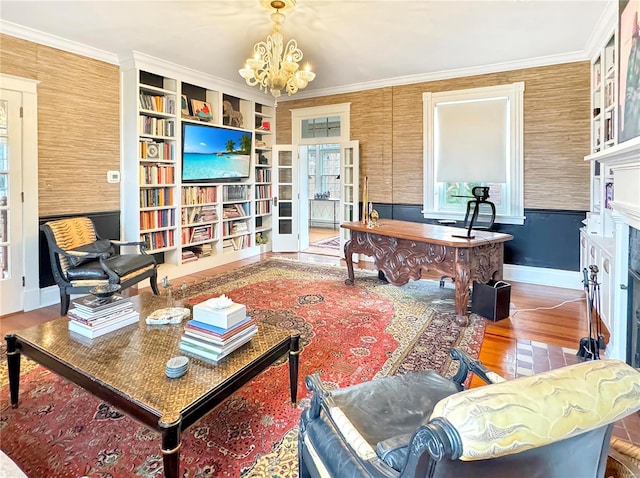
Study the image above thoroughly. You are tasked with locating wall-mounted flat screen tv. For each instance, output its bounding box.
[181,123,253,183]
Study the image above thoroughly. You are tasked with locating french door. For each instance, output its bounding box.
[271,145,300,251]
[338,141,359,259]
[271,141,359,255]
[0,89,24,315]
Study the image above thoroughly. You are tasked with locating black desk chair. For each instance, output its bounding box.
[438,186,496,286]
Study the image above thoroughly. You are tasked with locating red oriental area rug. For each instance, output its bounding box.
[0,259,485,478]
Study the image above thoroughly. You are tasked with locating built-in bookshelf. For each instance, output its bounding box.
[181,185,219,262]
[222,184,251,253]
[587,29,617,239]
[120,53,275,275]
[122,69,179,259]
[254,103,274,247]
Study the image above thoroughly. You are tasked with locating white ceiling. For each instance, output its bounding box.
[0,1,612,99]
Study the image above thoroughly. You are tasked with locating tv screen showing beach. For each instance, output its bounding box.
[182,123,252,182]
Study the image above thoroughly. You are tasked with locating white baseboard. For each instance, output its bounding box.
[38,285,61,310]
[503,264,582,290]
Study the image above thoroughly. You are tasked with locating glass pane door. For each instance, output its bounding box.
[339,141,359,259]
[0,89,24,315]
[272,145,299,251]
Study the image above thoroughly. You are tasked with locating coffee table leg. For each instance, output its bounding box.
[289,334,301,404]
[5,335,21,407]
[160,418,181,478]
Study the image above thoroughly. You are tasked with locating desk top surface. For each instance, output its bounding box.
[341,219,513,248]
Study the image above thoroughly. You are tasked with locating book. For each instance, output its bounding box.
[192,302,247,329]
[68,303,136,323]
[178,331,255,363]
[68,311,140,338]
[181,325,257,349]
[184,316,255,338]
[69,309,139,329]
[72,294,130,313]
[68,301,134,320]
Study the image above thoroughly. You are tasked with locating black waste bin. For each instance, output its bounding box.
[471,280,511,321]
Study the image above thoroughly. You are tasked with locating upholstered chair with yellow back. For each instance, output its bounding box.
[298,349,640,478]
[41,217,159,315]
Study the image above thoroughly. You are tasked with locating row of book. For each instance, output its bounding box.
[139,115,175,138]
[68,294,139,339]
[182,186,218,205]
[183,204,218,225]
[140,209,175,230]
[139,94,176,114]
[139,164,175,185]
[139,187,174,208]
[140,230,174,250]
[222,203,249,219]
[179,302,257,363]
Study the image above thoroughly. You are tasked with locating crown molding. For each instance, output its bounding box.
[0,20,119,65]
[583,1,617,61]
[280,50,590,102]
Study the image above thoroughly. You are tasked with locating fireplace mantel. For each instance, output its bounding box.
[586,136,640,230]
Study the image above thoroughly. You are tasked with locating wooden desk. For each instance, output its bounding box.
[341,219,513,324]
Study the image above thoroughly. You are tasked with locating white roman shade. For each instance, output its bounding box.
[435,97,508,183]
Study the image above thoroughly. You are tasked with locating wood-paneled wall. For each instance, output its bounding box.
[0,34,120,217]
[277,62,591,210]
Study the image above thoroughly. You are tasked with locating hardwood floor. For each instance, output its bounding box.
[2,249,638,446]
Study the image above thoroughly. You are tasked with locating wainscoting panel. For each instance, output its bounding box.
[374,205,586,272]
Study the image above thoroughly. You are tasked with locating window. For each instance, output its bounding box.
[307,144,340,198]
[422,82,525,225]
[301,117,341,138]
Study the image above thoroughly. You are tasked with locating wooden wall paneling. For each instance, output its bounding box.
[391,83,426,204]
[0,34,120,217]
[519,63,591,210]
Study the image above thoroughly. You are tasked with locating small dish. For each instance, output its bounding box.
[145,307,191,325]
[90,284,121,298]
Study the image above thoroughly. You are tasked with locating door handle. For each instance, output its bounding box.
[273,197,278,207]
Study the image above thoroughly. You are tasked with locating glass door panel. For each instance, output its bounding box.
[339,141,359,259]
[0,90,24,315]
[272,145,299,251]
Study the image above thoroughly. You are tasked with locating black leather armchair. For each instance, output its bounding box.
[41,217,159,315]
[298,349,640,478]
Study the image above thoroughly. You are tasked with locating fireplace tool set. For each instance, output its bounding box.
[577,265,606,361]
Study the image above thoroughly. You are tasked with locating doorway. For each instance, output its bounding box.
[0,74,39,316]
[303,143,340,257]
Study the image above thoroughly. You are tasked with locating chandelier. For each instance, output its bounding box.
[239,0,315,105]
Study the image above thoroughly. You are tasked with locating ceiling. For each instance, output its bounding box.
[0,1,611,99]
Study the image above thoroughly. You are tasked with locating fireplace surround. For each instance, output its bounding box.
[628,227,640,367]
[588,136,640,364]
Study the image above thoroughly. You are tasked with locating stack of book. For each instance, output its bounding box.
[179,301,257,363]
[68,294,139,339]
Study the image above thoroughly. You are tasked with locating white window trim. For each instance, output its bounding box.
[422,82,525,225]
[291,103,351,144]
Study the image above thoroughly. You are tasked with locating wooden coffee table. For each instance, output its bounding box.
[5,314,300,478]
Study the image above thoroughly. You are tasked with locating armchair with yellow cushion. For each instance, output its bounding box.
[41,217,159,315]
[298,349,640,478]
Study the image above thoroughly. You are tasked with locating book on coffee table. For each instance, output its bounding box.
[68,311,140,338]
